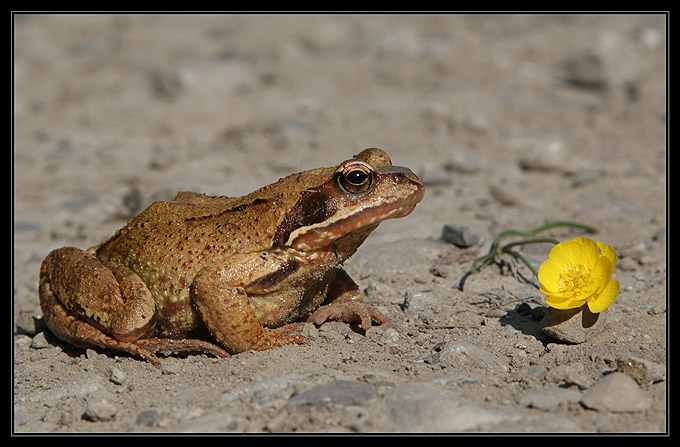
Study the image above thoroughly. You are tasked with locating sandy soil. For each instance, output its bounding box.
[13,14,667,433]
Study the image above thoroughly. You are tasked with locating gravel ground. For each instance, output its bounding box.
[13,13,667,433]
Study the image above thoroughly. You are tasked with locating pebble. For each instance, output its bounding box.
[517,387,582,411]
[651,227,666,242]
[516,302,532,316]
[149,68,184,101]
[29,331,51,349]
[161,362,182,375]
[285,380,378,409]
[220,372,319,407]
[15,314,46,336]
[441,224,480,248]
[108,366,126,385]
[384,382,520,432]
[136,409,161,427]
[485,309,507,318]
[580,372,651,413]
[380,327,401,345]
[447,149,487,173]
[518,139,568,172]
[540,305,606,344]
[436,341,509,374]
[401,290,440,313]
[82,397,118,422]
[176,412,238,432]
[301,322,319,340]
[615,355,666,385]
[489,183,523,207]
[563,51,608,91]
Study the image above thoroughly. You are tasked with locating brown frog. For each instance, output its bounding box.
[39,148,424,366]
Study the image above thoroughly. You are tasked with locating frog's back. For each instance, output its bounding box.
[129,192,242,223]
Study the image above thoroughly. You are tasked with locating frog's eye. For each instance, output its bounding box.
[337,162,373,194]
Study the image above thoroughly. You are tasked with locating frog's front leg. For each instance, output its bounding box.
[39,247,228,367]
[191,251,308,354]
[305,268,390,331]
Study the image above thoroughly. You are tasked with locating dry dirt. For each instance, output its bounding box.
[13,14,667,433]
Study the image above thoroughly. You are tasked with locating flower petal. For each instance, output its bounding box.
[547,239,583,267]
[550,237,600,268]
[591,255,612,293]
[537,258,565,293]
[587,280,620,313]
[597,242,618,270]
[546,293,586,310]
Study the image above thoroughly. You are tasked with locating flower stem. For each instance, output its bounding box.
[469,221,598,275]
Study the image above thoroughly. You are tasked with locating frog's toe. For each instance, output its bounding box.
[307,302,390,331]
[136,338,230,360]
[251,323,307,351]
[268,322,306,336]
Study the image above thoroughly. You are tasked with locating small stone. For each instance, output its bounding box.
[15,314,46,336]
[285,380,377,408]
[401,290,439,313]
[519,139,567,172]
[384,383,520,432]
[301,322,319,339]
[517,387,582,411]
[161,362,182,375]
[58,412,73,427]
[176,412,238,432]
[563,51,608,91]
[86,348,101,360]
[108,366,126,385]
[489,184,523,207]
[136,409,161,427]
[516,302,532,316]
[485,309,507,318]
[381,327,401,345]
[447,149,487,173]
[651,227,666,242]
[540,305,606,344]
[581,372,651,413]
[29,331,51,349]
[441,224,480,248]
[83,397,118,422]
[150,68,184,101]
[438,341,509,374]
[14,411,28,426]
[615,355,666,385]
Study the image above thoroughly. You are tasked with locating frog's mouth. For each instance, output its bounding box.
[287,170,424,252]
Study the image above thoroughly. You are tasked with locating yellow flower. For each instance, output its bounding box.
[538,237,620,313]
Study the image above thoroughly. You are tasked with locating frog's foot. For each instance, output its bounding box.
[306,302,390,331]
[250,322,308,351]
[135,338,230,360]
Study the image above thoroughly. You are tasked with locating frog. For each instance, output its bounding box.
[39,148,424,367]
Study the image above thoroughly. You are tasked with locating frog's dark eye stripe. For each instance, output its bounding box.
[272,189,337,247]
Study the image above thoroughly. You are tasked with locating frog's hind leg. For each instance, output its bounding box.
[39,247,161,366]
[39,269,162,366]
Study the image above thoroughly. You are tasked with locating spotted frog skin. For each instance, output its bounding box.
[39,148,424,366]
